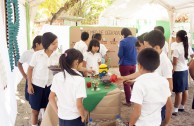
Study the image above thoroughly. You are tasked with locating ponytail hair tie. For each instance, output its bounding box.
[64,53,67,57]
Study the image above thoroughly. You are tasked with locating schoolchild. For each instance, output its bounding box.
[18,35,43,101]
[27,32,59,126]
[129,48,172,126]
[49,48,86,126]
[172,30,194,115]
[83,39,101,76]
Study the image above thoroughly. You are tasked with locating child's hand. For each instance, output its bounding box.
[28,84,34,94]
[87,69,96,75]
[81,116,85,122]
[114,76,124,84]
[125,79,135,84]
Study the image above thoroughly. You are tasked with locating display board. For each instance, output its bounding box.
[70,26,136,67]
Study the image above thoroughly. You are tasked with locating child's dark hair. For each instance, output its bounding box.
[93,33,102,41]
[59,48,83,77]
[154,26,164,34]
[87,39,100,52]
[136,33,148,47]
[144,30,165,49]
[81,32,89,41]
[42,32,57,49]
[137,32,148,44]
[32,35,42,49]
[138,48,160,72]
[121,28,132,38]
[135,41,141,47]
[176,30,188,59]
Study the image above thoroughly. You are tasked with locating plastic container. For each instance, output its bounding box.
[87,118,96,126]
[115,115,126,126]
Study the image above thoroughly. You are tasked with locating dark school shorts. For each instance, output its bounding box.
[28,84,51,111]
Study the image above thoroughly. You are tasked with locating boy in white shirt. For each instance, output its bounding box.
[74,32,89,54]
[129,48,172,126]
[120,30,173,123]
[154,26,169,56]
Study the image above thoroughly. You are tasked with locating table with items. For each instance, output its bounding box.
[41,77,121,126]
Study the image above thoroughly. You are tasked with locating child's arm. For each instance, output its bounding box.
[129,103,141,126]
[162,96,173,126]
[76,98,85,122]
[27,66,34,94]
[49,91,58,114]
[172,57,177,73]
[17,61,27,79]
[118,72,141,82]
[167,78,173,92]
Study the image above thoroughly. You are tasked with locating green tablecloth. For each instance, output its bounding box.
[83,78,117,112]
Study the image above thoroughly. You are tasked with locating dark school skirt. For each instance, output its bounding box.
[173,70,188,93]
[59,117,84,126]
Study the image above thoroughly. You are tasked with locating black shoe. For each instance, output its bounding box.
[178,109,184,112]
[172,112,178,116]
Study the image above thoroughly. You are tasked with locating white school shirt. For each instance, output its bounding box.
[83,51,101,75]
[100,44,108,57]
[155,51,173,78]
[131,73,171,126]
[29,50,60,88]
[172,42,193,71]
[170,42,178,51]
[73,40,88,54]
[51,70,86,120]
[162,41,169,55]
[19,49,35,65]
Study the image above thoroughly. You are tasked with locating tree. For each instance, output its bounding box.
[35,0,112,25]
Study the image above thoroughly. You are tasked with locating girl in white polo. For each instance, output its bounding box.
[27,32,59,126]
[83,39,101,76]
[172,30,194,115]
[49,48,86,126]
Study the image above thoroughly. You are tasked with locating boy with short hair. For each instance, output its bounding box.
[154,26,169,55]
[120,30,173,123]
[74,32,89,54]
[129,48,172,126]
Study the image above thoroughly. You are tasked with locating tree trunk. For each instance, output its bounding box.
[50,7,65,25]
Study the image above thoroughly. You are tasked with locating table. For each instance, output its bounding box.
[41,79,121,126]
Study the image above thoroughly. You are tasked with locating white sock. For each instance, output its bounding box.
[38,109,45,120]
[179,104,184,109]
[41,109,45,119]
[174,107,178,112]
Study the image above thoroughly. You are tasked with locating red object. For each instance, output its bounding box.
[86,82,91,88]
[110,74,118,82]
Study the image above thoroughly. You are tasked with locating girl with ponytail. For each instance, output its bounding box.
[172,30,194,115]
[49,48,86,126]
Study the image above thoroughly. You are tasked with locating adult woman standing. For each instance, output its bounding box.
[118,28,137,105]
